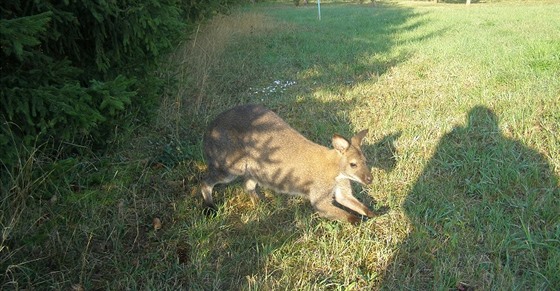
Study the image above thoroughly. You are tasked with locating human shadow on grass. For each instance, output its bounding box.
[382,106,560,289]
[368,131,400,173]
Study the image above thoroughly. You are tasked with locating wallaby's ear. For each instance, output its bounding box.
[332,134,351,152]
[351,129,368,146]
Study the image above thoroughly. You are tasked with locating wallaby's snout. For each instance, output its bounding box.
[359,160,373,185]
[364,173,373,185]
[200,104,375,224]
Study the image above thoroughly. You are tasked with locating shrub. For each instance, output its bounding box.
[0,0,240,170]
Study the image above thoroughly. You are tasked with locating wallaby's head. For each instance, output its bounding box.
[333,129,373,185]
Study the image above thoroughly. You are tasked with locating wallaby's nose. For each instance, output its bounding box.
[364,174,373,185]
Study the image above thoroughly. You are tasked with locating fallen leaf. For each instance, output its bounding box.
[153,217,162,230]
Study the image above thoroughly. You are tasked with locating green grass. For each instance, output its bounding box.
[2,1,559,289]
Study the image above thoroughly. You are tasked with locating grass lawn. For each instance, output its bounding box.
[2,0,559,289]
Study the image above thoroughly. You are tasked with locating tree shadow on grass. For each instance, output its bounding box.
[196,3,446,111]
[381,106,560,289]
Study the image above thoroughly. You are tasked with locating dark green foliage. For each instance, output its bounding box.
[0,11,52,59]
[0,0,240,170]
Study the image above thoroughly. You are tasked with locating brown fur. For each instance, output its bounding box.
[201,104,374,224]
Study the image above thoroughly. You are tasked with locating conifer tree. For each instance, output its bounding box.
[1,0,241,168]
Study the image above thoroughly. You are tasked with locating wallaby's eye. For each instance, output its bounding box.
[350,162,358,168]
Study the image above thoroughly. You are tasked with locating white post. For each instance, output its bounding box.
[318,0,321,20]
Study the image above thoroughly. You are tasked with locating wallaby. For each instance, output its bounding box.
[200,104,374,224]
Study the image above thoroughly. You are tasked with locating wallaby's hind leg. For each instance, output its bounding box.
[244,178,265,205]
[201,169,237,212]
[312,197,363,225]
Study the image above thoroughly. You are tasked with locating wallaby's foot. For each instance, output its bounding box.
[244,179,265,206]
[248,190,266,206]
[202,203,218,217]
[249,193,265,206]
[347,213,372,225]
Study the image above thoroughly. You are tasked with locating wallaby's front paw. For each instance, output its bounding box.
[347,215,360,225]
[348,214,372,225]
